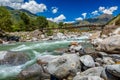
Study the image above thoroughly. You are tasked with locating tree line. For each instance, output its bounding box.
[0,6,56,32]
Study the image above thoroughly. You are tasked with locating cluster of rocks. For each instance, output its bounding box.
[8,39,118,80]
[0,30,83,44]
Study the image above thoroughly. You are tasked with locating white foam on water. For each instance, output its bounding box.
[0,51,7,60]
[0,65,22,79]
[0,57,37,79]
[10,44,30,51]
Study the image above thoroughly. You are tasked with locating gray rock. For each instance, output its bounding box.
[80,67,104,76]
[80,55,95,67]
[0,51,30,66]
[18,64,50,80]
[96,35,120,54]
[53,33,67,40]
[101,68,119,80]
[47,54,81,78]
[73,76,104,80]
[106,64,120,77]
[95,58,103,65]
[98,52,108,58]
[103,57,115,65]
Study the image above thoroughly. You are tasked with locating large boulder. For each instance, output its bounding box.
[106,64,120,77]
[96,35,120,54]
[80,67,104,76]
[47,54,81,79]
[80,55,95,67]
[101,68,119,80]
[18,64,50,80]
[73,76,104,80]
[0,51,30,66]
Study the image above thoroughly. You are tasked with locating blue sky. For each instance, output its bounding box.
[0,0,120,23]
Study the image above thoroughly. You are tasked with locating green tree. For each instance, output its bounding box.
[58,22,64,28]
[0,6,12,32]
[20,12,30,25]
[36,16,48,30]
[20,12,31,31]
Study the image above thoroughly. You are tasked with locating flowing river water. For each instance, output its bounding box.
[0,36,89,80]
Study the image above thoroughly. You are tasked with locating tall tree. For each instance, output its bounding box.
[20,12,31,31]
[36,16,48,30]
[0,6,12,32]
[58,22,64,28]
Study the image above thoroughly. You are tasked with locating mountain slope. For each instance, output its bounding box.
[86,14,114,24]
[107,14,120,26]
[77,14,114,25]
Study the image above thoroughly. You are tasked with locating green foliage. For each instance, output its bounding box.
[36,16,48,30]
[58,22,64,28]
[0,6,59,33]
[46,30,53,36]
[20,12,30,25]
[0,6,12,32]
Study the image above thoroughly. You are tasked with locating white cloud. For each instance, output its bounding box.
[99,6,105,11]
[75,17,83,21]
[10,0,24,3]
[21,1,47,13]
[82,13,87,19]
[52,7,58,14]
[47,14,66,23]
[99,6,118,14]
[91,10,99,15]
[64,21,75,24]
[0,0,47,14]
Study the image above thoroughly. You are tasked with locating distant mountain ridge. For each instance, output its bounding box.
[5,6,37,17]
[76,14,114,25]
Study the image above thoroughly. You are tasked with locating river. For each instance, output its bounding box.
[0,36,89,80]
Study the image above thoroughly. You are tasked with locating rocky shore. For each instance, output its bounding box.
[17,27,120,80]
[0,26,120,80]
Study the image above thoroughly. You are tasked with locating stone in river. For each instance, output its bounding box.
[80,55,95,67]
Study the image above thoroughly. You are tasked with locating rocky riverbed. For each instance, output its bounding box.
[0,26,120,80]
[17,27,120,80]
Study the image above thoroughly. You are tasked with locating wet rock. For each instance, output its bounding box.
[47,54,81,79]
[80,55,95,67]
[106,64,120,77]
[18,64,50,80]
[37,55,59,63]
[96,35,120,54]
[68,42,86,54]
[73,76,104,80]
[0,51,30,66]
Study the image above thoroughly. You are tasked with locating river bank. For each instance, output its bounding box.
[0,29,91,44]
[0,26,120,80]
